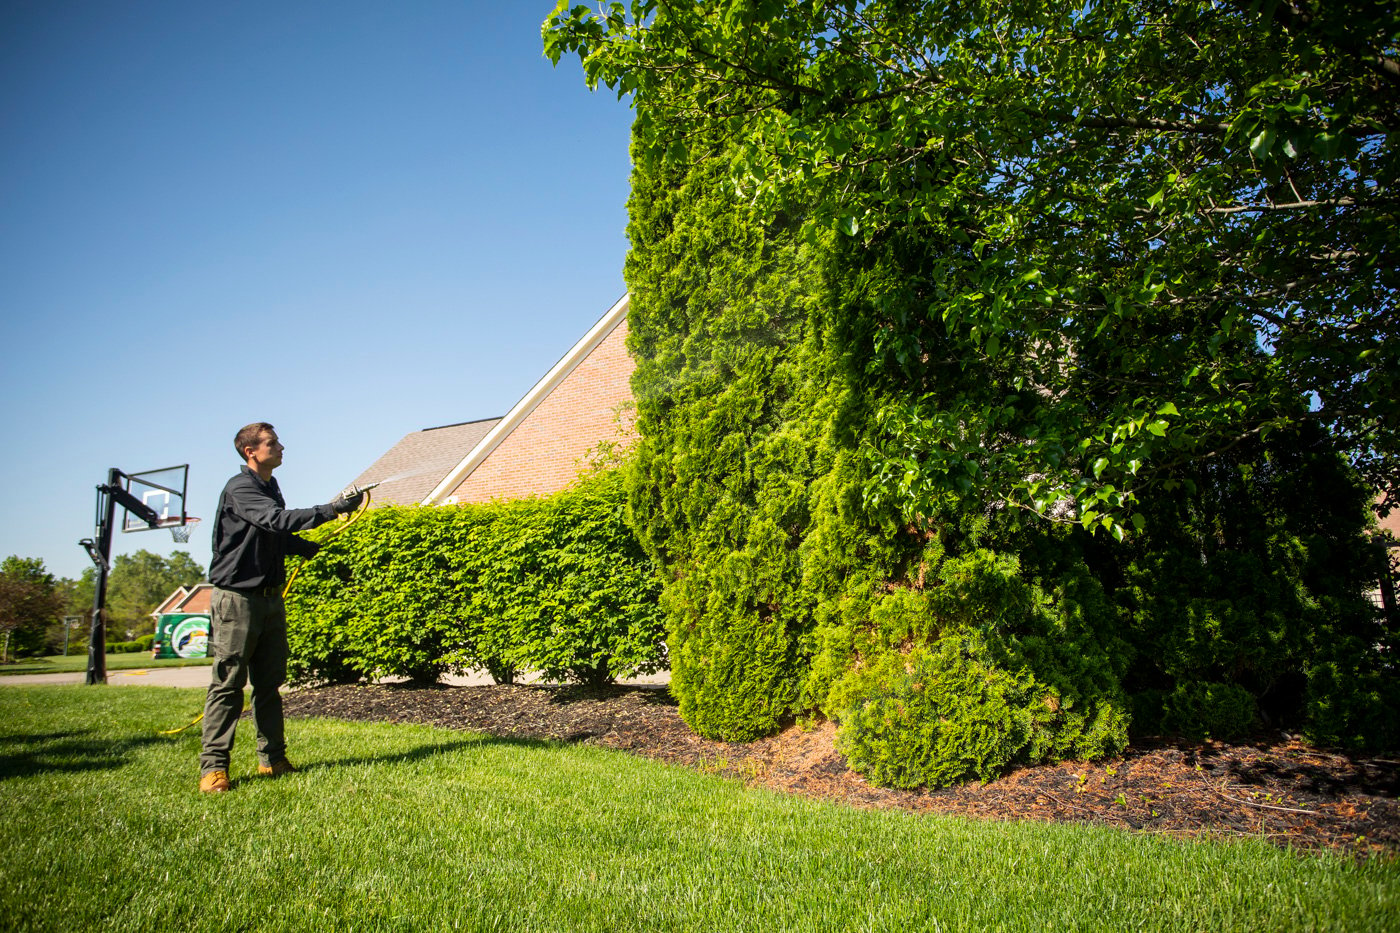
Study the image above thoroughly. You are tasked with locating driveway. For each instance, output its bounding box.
[0,666,216,688]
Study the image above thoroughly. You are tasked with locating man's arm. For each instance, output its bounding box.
[224,477,337,534]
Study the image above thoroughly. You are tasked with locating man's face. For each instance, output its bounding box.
[246,431,284,472]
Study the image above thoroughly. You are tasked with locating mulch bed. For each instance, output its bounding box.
[280,681,1400,859]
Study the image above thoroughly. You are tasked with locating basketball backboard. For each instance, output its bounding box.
[120,464,190,533]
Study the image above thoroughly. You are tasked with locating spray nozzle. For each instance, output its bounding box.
[338,481,380,500]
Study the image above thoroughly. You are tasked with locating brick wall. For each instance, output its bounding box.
[447,319,636,503]
[1379,499,1400,541]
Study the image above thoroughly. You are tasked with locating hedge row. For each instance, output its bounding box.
[107,634,154,654]
[284,470,666,687]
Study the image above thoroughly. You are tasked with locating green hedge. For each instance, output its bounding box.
[284,470,666,687]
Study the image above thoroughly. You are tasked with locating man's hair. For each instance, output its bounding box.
[234,422,275,459]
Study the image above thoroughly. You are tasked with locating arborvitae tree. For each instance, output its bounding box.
[624,135,827,739]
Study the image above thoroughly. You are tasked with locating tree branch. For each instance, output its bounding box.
[1200,198,1364,214]
[1077,115,1231,135]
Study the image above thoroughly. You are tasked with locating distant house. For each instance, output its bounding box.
[347,294,636,506]
[150,583,212,620]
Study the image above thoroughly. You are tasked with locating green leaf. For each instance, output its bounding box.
[1250,127,1276,158]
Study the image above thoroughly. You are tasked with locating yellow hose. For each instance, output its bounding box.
[159,713,203,735]
[280,487,372,596]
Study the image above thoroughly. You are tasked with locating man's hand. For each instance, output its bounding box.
[330,486,368,514]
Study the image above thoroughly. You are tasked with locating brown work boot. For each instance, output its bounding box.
[199,770,231,793]
[258,758,297,778]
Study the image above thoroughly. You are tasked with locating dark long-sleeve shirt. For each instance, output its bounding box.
[208,466,338,590]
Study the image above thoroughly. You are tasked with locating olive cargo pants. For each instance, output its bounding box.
[199,587,289,775]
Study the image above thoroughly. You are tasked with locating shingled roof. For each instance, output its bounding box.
[345,417,503,506]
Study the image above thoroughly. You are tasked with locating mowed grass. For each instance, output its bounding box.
[0,687,1394,932]
[0,653,212,675]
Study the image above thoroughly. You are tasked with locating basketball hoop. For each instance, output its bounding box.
[169,518,201,544]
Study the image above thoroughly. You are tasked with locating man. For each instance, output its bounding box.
[198,422,363,793]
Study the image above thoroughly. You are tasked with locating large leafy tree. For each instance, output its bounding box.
[103,550,205,641]
[0,557,65,660]
[546,0,1398,537]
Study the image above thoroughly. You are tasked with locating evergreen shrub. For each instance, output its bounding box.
[1110,429,1390,745]
[823,550,1129,787]
[1158,681,1259,741]
[623,140,824,739]
[1304,633,1400,753]
[284,470,665,687]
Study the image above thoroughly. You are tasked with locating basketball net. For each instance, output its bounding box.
[169,518,200,544]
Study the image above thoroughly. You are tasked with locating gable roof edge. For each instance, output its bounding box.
[151,586,190,619]
[420,292,631,505]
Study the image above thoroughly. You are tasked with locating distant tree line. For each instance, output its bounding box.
[0,550,205,659]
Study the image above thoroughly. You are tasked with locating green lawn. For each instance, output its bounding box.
[0,653,212,675]
[0,687,1394,932]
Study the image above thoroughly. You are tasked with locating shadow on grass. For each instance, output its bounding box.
[0,662,62,676]
[0,730,89,745]
[0,728,166,781]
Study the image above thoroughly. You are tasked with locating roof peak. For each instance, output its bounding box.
[421,416,503,432]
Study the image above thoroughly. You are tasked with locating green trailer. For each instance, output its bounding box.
[152,613,210,659]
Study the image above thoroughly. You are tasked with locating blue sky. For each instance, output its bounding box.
[1,2,636,581]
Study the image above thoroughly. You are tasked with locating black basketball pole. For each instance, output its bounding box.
[79,469,162,685]
[82,469,120,685]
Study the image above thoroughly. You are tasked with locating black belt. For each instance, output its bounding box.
[221,584,282,598]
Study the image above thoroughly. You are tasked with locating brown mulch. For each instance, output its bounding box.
[280,681,1400,859]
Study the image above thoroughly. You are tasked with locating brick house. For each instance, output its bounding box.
[150,582,212,619]
[347,293,636,506]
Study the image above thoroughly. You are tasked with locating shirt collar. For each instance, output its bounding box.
[240,464,278,492]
